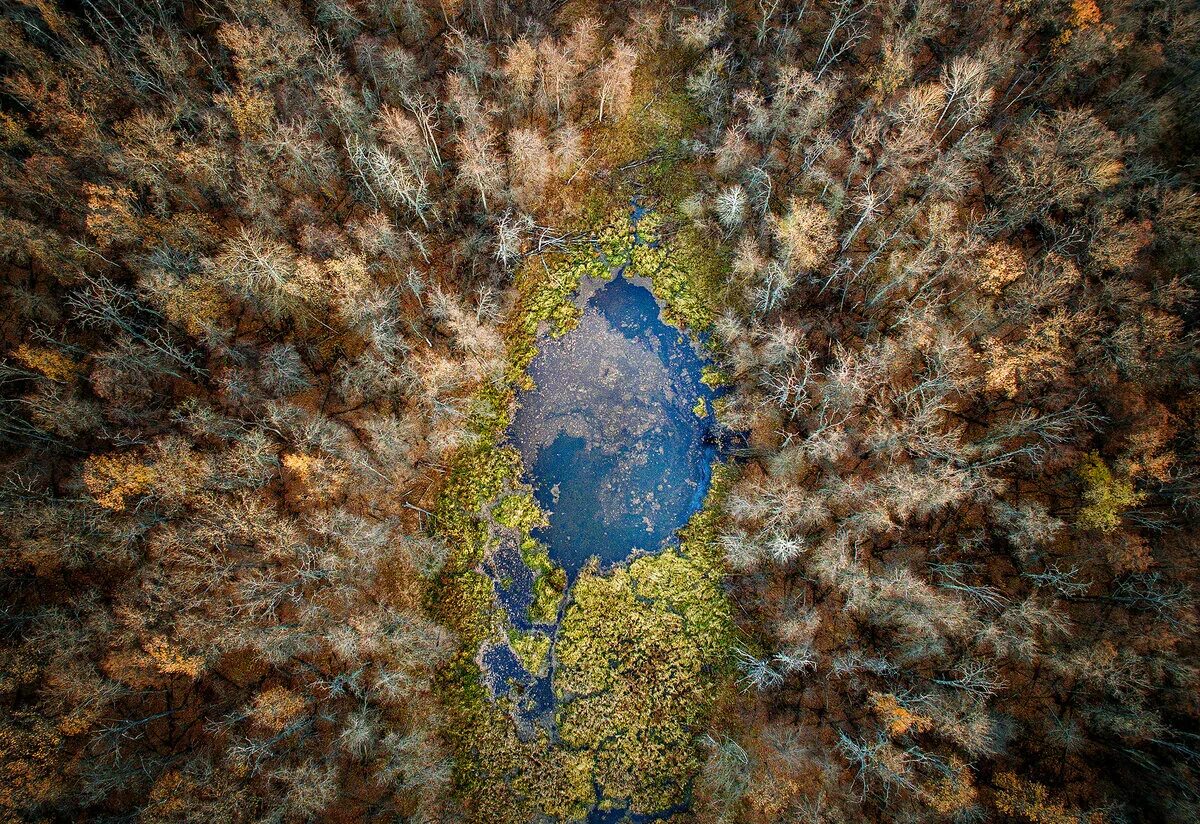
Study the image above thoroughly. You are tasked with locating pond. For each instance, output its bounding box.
[509,273,720,580]
[480,265,723,669]
[469,211,730,821]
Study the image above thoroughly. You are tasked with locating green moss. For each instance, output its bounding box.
[433,444,521,568]
[493,492,547,532]
[679,462,737,556]
[437,567,497,651]
[596,219,637,266]
[547,468,738,813]
[700,365,728,388]
[521,535,567,624]
[442,685,598,823]
[509,629,551,677]
[554,541,735,813]
[531,567,567,624]
[629,216,729,332]
[693,396,708,418]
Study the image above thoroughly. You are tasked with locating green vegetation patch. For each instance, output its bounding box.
[700,364,729,388]
[509,628,551,677]
[493,491,547,532]
[554,539,734,813]
[434,452,587,822]
[1076,451,1146,533]
[434,443,521,570]
[524,535,568,623]
[630,212,729,332]
[442,688,597,822]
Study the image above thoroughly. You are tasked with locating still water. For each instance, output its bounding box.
[510,272,720,579]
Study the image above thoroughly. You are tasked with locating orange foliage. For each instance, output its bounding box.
[869,692,933,737]
[1054,0,1108,49]
[147,770,190,818]
[283,452,347,505]
[993,772,1081,824]
[12,343,78,381]
[0,715,62,817]
[252,687,306,732]
[82,452,155,511]
[83,182,142,248]
[1070,0,1102,28]
[0,110,27,149]
[925,757,979,814]
[161,277,228,337]
[978,242,1026,293]
[219,86,275,138]
[144,636,204,679]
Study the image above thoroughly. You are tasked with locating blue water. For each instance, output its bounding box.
[586,802,689,824]
[509,273,720,578]
[481,644,527,697]
[485,534,538,631]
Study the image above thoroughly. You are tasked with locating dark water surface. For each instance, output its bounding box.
[509,273,720,579]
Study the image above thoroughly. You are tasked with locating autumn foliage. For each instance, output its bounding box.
[0,0,1198,822]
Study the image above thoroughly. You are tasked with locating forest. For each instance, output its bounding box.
[0,0,1197,822]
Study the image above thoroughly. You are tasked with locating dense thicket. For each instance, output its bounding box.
[692,2,1200,822]
[1,0,1197,822]
[0,0,512,819]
